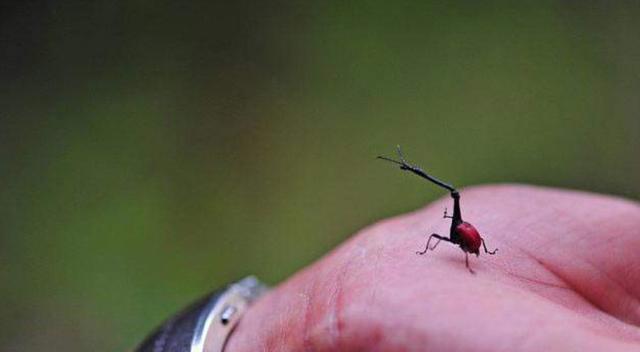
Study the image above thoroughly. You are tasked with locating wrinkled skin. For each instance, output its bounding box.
[227,185,640,352]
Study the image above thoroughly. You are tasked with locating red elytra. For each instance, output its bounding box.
[455,222,482,255]
[379,146,498,273]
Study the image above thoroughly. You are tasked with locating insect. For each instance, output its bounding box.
[378,146,498,273]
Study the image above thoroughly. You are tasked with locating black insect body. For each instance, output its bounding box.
[378,146,497,273]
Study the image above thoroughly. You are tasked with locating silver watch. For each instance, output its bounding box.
[135,276,268,352]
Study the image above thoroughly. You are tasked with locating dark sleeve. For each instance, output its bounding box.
[135,290,223,352]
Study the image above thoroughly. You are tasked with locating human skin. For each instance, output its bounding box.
[226,185,640,352]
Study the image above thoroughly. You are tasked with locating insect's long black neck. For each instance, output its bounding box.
[399,164,456,194]
[451,191,463,225]
[376,153,462,223]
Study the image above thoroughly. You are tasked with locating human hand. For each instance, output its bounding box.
[226,185,640,351]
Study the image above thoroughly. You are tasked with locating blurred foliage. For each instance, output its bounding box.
[1,1,639,350]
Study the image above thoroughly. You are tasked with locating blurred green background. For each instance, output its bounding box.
[1,1,639,350]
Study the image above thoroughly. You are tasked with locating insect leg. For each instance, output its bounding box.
[416,233,452,255]
[464,252,475,274]
[481,238,498,255]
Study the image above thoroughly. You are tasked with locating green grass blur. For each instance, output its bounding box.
[1,1,639,350]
